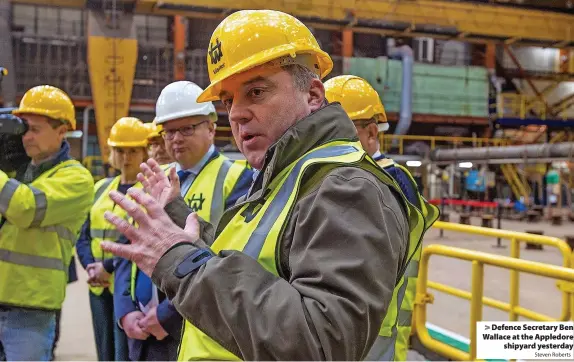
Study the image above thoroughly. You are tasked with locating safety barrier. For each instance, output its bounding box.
[414,244,574,361]
[431,221,573,322]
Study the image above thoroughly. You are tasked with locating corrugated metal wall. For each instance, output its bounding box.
[346,57,489,117]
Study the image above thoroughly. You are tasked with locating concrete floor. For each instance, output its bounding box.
[54,215,573,360]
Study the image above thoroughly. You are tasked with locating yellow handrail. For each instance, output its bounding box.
[415,244,574,361]
[431,221,573,321]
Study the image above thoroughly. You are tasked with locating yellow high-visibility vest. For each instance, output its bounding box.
[177,141,427,361]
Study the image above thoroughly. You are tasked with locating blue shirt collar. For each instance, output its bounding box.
[175,144,216,175]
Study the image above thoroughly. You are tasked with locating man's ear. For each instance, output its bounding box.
[308,78,325,112]
[368,122,379,141]
[57,124,67,139]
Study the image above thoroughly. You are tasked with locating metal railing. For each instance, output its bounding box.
[414,244,574,361]
[431,221,573,322]
[379,134,508,155]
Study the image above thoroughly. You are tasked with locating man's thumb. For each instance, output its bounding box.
[184,213,199,235]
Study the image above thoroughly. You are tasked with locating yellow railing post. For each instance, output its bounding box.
[509,237,520,321]
[469,261,484,360]
[431,221,572,321]
[414,244,574,361]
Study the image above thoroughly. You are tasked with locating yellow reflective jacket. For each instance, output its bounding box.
[0,160,94,310]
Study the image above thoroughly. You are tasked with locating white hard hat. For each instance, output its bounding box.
[155,81,217,125]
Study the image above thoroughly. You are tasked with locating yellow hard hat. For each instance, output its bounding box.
[324,75,388,132]
[144,121,162,140]
[13,85,76,130]
[197,10,333,103]
[107,117,149,148]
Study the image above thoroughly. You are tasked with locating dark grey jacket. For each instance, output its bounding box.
[152,103,410,360]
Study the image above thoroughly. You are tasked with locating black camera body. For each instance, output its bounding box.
[0,113,31,173]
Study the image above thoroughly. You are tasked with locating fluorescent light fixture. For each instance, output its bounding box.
[458,162,473,168]
[406,160,422,167]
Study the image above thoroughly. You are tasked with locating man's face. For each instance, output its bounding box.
[20,114,67,161]
[162,116,214,169]
[148,136,173,165]
[220,66,324,170]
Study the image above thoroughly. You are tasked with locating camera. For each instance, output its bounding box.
[0,113,30,173]
[0,113,29,135]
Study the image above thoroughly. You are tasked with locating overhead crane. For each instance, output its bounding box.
[9,0,574,49]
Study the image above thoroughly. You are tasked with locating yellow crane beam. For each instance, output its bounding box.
[9,0,574,48]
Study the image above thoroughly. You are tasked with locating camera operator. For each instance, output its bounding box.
[0,85,94,361]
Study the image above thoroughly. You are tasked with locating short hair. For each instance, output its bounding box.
[281,64,319,92]
[47,117,69,130]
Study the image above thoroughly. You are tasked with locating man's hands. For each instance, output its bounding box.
[121,311,149,340]
[121,308,169,341]
[100,188,200,277]
[86,262,111,287]
[137,159,180,208]
[138,306,168,341]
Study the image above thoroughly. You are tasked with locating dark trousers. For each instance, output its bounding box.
[89,289,129,361]
[129,336,179,361]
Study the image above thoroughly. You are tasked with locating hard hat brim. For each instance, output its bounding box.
[197,45,333,103]
[107,140,148,148]
[13,107,76,130]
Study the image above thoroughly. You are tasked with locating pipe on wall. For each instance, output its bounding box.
[389,44,414,141]
[431,142,574,162]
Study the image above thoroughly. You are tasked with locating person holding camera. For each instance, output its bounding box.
[0,85,94,361]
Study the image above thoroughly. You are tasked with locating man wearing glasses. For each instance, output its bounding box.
[155,81,253,223]
[112,80,253,360]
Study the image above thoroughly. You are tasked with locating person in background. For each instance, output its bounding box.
[0,85,94,361]
[112,81,254,361]
[144,120,173,166]
[76,117,150,361]
[325,74,439,360]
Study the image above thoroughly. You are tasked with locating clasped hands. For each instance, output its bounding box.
[121,307,167,341]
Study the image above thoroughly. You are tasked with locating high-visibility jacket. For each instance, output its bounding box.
[180,153,250,226]
[89,176,143,296]
[129,155,249,357]
[177,140,428,361]
[367,157,439,361]
[0,160,94,310]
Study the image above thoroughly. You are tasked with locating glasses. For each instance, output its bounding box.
[160,120,209,140]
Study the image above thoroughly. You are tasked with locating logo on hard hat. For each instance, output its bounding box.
[209,38,224,65]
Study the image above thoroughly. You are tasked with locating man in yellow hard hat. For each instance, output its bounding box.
[100,9,427,361]
[0,85,94,361]
[325,75,439,360]
[144,120,173,165]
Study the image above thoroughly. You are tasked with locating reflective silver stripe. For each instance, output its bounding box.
[397,309,413,327]
[365,335,396,361]
[91,228,122,240]
[42,225,77,243]
[366,273,410,360]
[29,186,47,228]
[0,179,20,214]
[93,178,115,205]
[243,145,358,259]
[210,159,233,226]
[404,259,419,278]
[0,248,65,271]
